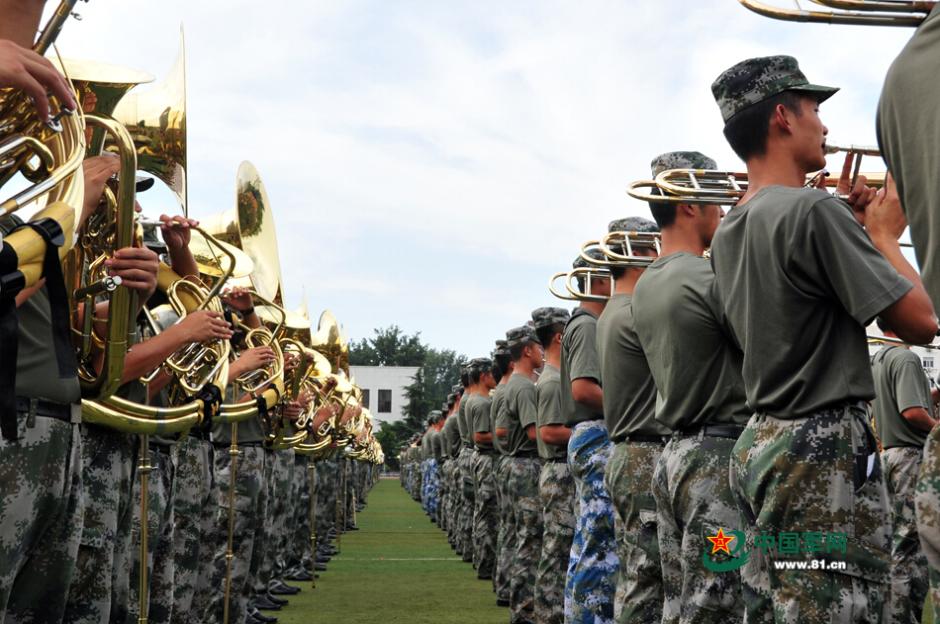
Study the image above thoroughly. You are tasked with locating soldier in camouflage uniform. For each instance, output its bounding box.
[491,339,515,607]
[441,399,461,542]
[498,325,545,624]
[426,412,444,523]
[455,376,477,564]
[467,358,500,580]
[710,56,937,622]
[559,250,619,624]
[633,169,750,623]
[870,320,937,624]
[284,452,315,581]
[530,307,574,624]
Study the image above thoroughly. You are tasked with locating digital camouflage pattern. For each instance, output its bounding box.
[285,453,314,577]
[508,456,543,624]
[472,451,498,579]
[125,446,176,624]
[710,55,838,122]
[730,405,891,624]
[917,424,940,624]
[203,444,266,624]
[605,442,665,624]
[495,454,515,602]
[882,446,928,624]
[606,216,660,234]
[63,426,135,624]
[565,420,619,624]
[425,458,441,523]
[649,151,717,177]
[458,447,476,563]
[0,417,83,624]
[265,449,294,584]
[534,461,575,624]
[531,307,570,330]
[652,435,743,623]
[171,436,217,624]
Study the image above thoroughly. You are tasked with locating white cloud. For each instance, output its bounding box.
[44,0,918,355]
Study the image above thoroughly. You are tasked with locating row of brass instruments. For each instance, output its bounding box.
[0,4,383,622]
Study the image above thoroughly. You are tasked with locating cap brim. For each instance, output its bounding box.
[795,84,839,105]
[135,176,155,193]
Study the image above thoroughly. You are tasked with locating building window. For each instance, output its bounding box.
[361,389,370,410]
[378,389,392,413]
[924,358,934,371]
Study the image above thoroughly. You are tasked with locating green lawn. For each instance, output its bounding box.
[278,477,508,624]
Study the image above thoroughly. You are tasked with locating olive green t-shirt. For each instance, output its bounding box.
[471,393,494,451]
[212,385,266,444]
[872,346,933,449]
[596,294,669,441]
[430,429,444,461]
[560,309,604,427]
[491,383,510,456]
[15,287,81,404]
[633,253,750,430]
[535,364,566,460]
[877,5,940,311]
[710,187,913,418]
[502,372,539,456]
[457,396,474,447]
[442,413,461,457]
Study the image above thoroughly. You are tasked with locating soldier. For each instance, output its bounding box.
[455,373,476,565]
[560,249,618,624]
[441,397,461,544]
[632,154,751,623]
[497,325,545,624]
[594,216,667,624]
[427,411,444,524]
[468,357,499,580]
[492,338,516,607]
[530,306,573,624]
[871,319,937,624]
[710,55,937,622]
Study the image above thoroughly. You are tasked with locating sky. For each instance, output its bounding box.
[47,0,916,357]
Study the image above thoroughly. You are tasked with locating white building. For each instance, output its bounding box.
[867,326,938,380]
[349,365,420,425]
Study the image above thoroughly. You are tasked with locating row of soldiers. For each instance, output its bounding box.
[401,48,940,624]
[0,4,384,623]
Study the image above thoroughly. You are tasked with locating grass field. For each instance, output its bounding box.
[277,477,508,624]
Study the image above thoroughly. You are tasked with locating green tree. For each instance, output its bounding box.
[349,326,426,366]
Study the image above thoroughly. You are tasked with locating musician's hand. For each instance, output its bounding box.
[106,246,159,299]
[221,287,254,312]
[835,153,877,226]
[283,400,304,422]
[232,345,276,375]
[0,39,75,121]
[284,351,300,373]
[80,155,121,226]
[865,173,906,244]
[177,310,234,343]
[160,214,199,251]
[313,404,334,429]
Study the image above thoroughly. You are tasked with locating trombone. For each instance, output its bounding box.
[548,268,611,302]
[738,0,934,26]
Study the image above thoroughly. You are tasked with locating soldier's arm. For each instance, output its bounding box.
[539,424,571,446]
[901,407,937,433]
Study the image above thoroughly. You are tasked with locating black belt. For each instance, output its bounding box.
[621,434,668,445]
[678,424,745,440]
[189,428,212,441]
[462,443,474,449]
[546,457,567,464]
[15,396,76,423]
[213,440,265,449]
[475,448,495,455]
[512,451,540,459]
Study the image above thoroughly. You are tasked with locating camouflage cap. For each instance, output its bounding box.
[506,325,539,348]
[606,216,660,234]
[573,247,606,269]
[468,357,493,373]
[493,339,510,357]
[429,409,442,423]
[650,152,717,177]
[451,384,463,394]
[531,306,570,330]
[711,55,838,123]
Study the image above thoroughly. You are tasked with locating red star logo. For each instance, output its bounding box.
[707,528,735,556]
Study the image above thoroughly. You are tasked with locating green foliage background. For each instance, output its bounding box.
[349,326,465,470]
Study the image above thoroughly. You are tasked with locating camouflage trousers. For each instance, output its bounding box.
[604,441,664,624]
[251,448,279,597]
[508,456,544,624]
[918,424,940,624]
[171,435,217,624]
[652,434,743,624]
[285,454,314,573]
[472,451,498,579]
[259,449,293,588]
[0,415,82,624]
[345,459,357,525]
[425,458,441,522]
[63,425,134,624]
[458,447,476,563]
[126,444,176,624]
[730,404,891,624]
[203,443,267,624]
[316,459,336,546]
[439,459,453,534]
[565,420,619,624]
[535,460,575,624]
[448,458,461,545]
[882,446,928,624]
[494,454,514,602]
